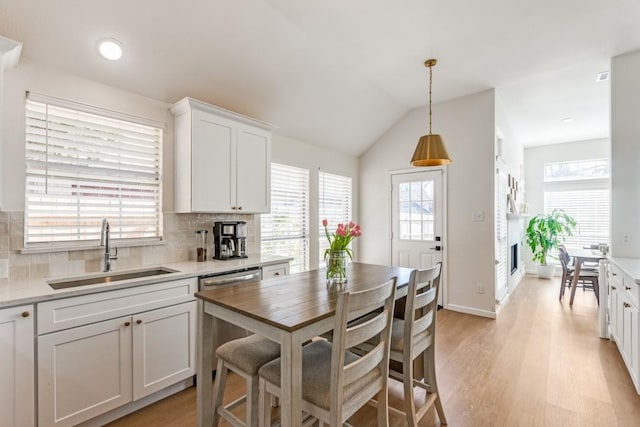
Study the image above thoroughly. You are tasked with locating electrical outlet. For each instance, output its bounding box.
[476,284,485,294]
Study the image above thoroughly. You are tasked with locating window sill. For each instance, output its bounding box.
[20,239,166,255]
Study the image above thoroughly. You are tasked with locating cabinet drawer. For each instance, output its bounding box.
[609,263,625,288]
[38,278,197,334]
[262,263,289,279]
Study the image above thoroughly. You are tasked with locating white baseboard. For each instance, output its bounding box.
[77,377,194,427]
[446,304,496,319]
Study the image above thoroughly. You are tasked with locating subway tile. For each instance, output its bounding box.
[30,263,50,279]
[10,265,29,281]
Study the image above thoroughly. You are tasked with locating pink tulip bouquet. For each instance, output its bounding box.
[322,219,362,261]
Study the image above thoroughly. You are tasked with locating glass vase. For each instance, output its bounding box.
[326,250,348,285]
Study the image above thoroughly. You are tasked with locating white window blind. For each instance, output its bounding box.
[24,95,163,245]
[544,189,610,248]
[261,163,309,273]
[319,171,352,264]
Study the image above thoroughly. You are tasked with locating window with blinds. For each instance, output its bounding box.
[24,95,163,245]
[319,171,352,264]
[260,163,309,273]
[543,158,610,261]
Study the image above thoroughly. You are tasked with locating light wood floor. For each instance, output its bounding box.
[107,276,640,426]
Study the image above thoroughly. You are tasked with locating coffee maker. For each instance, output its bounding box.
[213,221,248,260]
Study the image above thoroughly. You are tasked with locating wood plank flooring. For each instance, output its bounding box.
[107,275,640,426]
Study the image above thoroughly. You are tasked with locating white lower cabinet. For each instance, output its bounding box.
[38,315,133,426]
[0,304,35,427]
[261,262,290,279]
[608,261,640,393]
[37,278,197,427]
[132,302,196,400]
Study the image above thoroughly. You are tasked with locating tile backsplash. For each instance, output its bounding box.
[0,211,260,284]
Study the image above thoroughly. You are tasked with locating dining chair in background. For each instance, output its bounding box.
[257,277,398,426]
[558,245,599,303]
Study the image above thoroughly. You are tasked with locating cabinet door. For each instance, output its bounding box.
[236,124,271,213]
[610,285,620,342]
[132,302,196,400]
[38,316,133,427]
[0,305,34,427]
[191,109,236,212]
[622,299,639,379]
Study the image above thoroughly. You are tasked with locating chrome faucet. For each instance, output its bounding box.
[100,218,118,272]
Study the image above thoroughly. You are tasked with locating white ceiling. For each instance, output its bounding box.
[1,0,639,155]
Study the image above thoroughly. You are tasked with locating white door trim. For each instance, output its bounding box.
[388,167,448,308]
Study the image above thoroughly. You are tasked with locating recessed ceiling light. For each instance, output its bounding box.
[561,117,575,123]
[596,71,609,82]
[98,38,123,61]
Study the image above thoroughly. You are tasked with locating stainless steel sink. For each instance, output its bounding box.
[48,267,178,290]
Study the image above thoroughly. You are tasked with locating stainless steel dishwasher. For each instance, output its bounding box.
[198,267,262,370]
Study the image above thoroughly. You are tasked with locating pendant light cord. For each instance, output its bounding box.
[428,63,433,135]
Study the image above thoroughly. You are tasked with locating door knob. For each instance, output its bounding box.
[124,321,131,327]
[21,311,30,318]
[136,319,142,324]
[430,246,442,251]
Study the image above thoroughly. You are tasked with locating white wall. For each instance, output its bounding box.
[611,50,640,258]
[523,138,609,270]
[495,94,524,177]
[359,90,497,317]
[271,134,359,269]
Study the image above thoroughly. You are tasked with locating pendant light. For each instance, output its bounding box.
[410,59,452,166]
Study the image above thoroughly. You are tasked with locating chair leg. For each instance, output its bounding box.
[258,378,270,427]
[247,374,260,427]
[425,347,447,425]
[212,359,227,427]
[592,277,600,305]
[376,380,389,427]
[559,271,567,300]
[403,354,418,426]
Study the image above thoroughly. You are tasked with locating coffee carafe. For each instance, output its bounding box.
[213,221,248,260]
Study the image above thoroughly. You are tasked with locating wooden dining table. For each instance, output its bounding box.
[565,247,607,305]
[195,262,413,427]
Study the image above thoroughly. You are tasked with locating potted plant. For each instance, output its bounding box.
[526,209,576,279]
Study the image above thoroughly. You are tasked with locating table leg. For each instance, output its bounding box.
[570,257,583,305]
[197,300,214,427]
[279,331,303,427]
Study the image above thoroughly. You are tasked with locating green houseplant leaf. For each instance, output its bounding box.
[526,209,576,265]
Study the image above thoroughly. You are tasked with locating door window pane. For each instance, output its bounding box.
[398,179,435,241]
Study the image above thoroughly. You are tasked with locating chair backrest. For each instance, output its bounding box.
[403,263,442,359]
[329,277,397,424]
[558,245,570,274]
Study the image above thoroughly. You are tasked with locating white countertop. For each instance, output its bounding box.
[609,257,640,285]
[0,254,292,308]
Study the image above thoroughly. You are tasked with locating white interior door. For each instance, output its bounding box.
[391,170,445,304]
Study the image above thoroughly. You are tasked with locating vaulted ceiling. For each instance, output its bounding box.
[2,0,639,155]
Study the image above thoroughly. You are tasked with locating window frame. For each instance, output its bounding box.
[260,162,310,273]
[23,92,165,249]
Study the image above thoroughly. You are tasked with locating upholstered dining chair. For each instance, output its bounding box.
[388,263,446,426]
[558,245,599,303]
[257,277,397,427]
[211,334,281,427]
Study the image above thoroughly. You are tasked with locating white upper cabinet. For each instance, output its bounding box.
[171,97,272,213]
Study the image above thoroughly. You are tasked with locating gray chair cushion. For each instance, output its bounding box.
[216,334,281,375]
[258,340,380,410]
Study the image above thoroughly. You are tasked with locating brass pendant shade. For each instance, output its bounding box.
[411,134,451,166]
[411,59,452,167]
